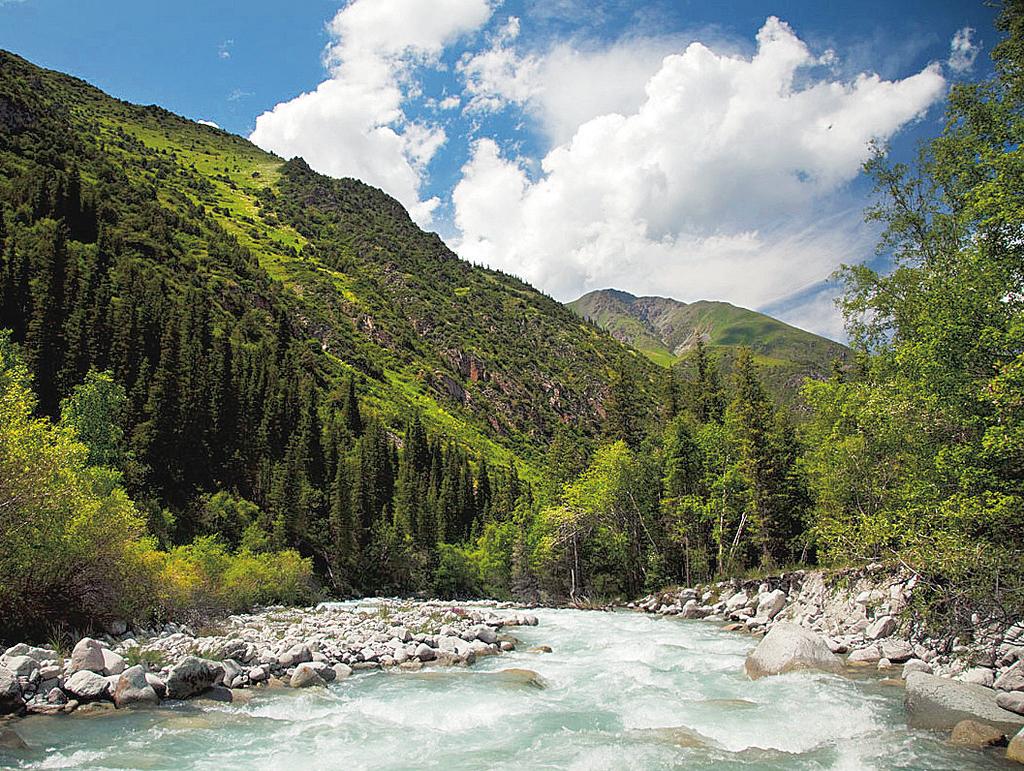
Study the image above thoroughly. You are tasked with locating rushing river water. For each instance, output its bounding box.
[2,607,1014,770]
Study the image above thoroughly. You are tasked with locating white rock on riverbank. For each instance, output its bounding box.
[0,599,539,719]
[633,566,1024,763]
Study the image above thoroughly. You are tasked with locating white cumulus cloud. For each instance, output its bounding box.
[452,17,946,336]
[249,0,493,225]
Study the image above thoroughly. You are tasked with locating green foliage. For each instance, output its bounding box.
[0,330,146,636]
[58,369,128,468]
[803,0,1024,638]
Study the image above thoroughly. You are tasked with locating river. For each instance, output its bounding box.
[3,607,1012,769]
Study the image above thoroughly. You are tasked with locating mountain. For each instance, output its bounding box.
[569,289,848,402]
[0,50,660,478]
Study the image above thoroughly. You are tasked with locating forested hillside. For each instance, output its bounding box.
[0,49,663,634]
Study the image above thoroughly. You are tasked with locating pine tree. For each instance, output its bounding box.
[604,355,646,448]
[341,374,363,436]
[693,338,725,424]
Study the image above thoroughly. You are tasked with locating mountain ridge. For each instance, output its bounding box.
[569,288,848,404]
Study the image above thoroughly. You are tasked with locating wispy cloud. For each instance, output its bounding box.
[218,39,233,60]
[949,26,980,73]
[228,88,253,102]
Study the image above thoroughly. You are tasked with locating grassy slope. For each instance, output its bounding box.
[2,51,658,472]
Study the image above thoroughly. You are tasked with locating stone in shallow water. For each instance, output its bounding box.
[949,719,1007,748]
[489,669,547,690]
[700,698,758,709]
[0,726,28,750]
[290,663,326,688]
[113,665,159,708]
[905,671,1024,734]
[631,725,716,749]
[744,623,842,679]
[164,657,225,700]
[1009,726,1024,763]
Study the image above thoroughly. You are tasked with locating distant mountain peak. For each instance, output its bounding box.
[568,288,848,400]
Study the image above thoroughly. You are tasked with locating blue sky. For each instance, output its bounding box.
[0,0,998,339]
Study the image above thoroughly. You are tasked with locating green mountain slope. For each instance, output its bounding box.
[569,289,848,402]
[0,50,657,468]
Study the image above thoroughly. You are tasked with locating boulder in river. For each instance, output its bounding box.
[1009,726,1024,764]
[164,657,225,700]
[949,719,1008,748]
[113,665,160,708]
[744,622,843,679]
[904,671,1024,734]
[0,666,23,714]
[290,663,327,688]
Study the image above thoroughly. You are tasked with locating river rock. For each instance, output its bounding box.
[902,659,933,678]
[0,666,23,714]
[465,625,498,645]
[277,644,312,668]
[998,692,1024,716]
[415,643,435,662]
[949,719,1008,748]
[68,638,106,674]
[64,670,110,701]
[756,589,787,620]
[725,591,750,612]
[164,657,225,700]
[2,655,38,681]
[865,616,897,640]
[904,671,1024,733]
[848,646,882,665]
[145,673,166,698]
[744,622,843,679]
[1009,726,1024,763]
[291,663,326,688]
[113,665,159,708]
[880,640,914,663]
[248,666,268,684]
[996,661,1024,692]
[333,663,352,680]
[961,667,996,687]
[0,726,28,750]
[101,649,126,676]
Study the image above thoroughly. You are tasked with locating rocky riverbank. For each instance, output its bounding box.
[0,599,538,728]
[631,565,1024,763]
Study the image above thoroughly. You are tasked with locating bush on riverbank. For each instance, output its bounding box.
[0,334,314,639]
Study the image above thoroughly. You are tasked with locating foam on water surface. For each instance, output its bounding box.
[1,608,1014,769]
